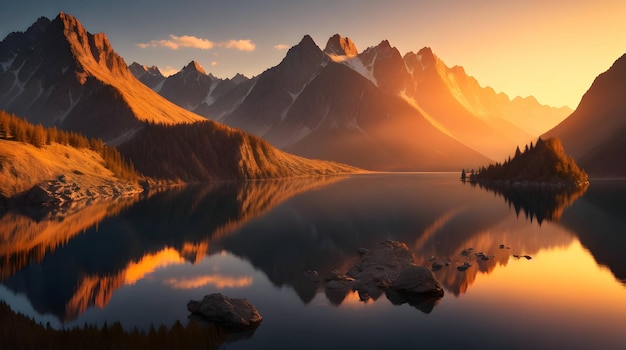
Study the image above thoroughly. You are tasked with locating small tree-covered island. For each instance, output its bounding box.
[463,137,589,187]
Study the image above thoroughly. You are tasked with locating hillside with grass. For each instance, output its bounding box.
[0,111,141,207]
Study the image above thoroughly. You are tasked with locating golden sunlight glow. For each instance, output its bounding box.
[163,274,253,289]
[470,239,626,324]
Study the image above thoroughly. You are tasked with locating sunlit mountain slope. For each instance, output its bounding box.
[0,13,204,142]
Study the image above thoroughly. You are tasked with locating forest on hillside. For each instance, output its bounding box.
[119,121,356,182]
[466,137,588,185]
[0,111,138,181]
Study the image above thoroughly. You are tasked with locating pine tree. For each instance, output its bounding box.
[1,117,10,139]
[32,124,46,148]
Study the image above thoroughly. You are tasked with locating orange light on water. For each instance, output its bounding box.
[468,239,626,325]
[124,248,186,285]
[163,274,253,289]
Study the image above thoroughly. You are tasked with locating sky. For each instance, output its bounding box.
[2,0,626,109]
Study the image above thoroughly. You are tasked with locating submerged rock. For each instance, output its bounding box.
[187,293,262,330]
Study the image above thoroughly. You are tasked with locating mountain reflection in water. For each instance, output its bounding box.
[0,176,347,322]
[0,173,625,349]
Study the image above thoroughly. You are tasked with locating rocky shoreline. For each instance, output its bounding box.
[1,174,143,210]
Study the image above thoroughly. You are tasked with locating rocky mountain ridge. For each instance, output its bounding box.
[135,34,571,169]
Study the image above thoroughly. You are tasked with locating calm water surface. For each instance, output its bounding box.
[1,173,625,349]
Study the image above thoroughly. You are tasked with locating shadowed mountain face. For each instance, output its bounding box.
[544,53,626,176]
[156,61,247,113]
[0,13,204,142]
[136,34,569,170]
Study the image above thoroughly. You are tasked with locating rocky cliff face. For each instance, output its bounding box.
[324,34,358,57]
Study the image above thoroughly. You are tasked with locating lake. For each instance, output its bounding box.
[1,173,625,349]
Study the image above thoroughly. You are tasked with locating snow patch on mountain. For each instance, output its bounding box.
[213,80,258,122]
[342,57,378,86]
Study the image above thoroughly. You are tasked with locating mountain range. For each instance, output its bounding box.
[133,34,571,169]
[0,13,356,183]
[3,13,625,176]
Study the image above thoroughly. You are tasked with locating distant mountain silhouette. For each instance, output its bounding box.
[155,61,247,112]
[544,53,626,176]
[128,62,165,89]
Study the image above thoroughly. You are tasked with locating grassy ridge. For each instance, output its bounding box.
[0,110,138,181]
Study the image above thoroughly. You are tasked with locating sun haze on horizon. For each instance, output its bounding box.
[1,0,625,109]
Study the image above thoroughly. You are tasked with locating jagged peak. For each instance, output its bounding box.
[26,16,51,35]
[324,34,358,57]
[230,73,249,84]
[281,34,327,65]
[46,12,131,79]
[128,62,163,77]
[361,39,399,58]
[299,34,317,47]
[377,39,391,49]
[56,12,88,38]
[182,60,206,75]
[416,47,437,62]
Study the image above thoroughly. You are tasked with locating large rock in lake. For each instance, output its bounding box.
[345,240,444,307]
[187,293,262,329]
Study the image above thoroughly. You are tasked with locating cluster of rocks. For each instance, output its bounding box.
[19,174,141,206]
[316,240,445,313]
[426,244,532,273]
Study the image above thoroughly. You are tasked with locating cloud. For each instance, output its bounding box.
[220,39,256,52]
[274,44,290,50]
[136,34,214,50]
[137,35,256,52]
[210,61,218,67]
